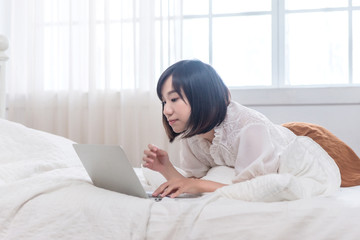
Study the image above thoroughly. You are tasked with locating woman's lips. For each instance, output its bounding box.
[168,119,177,125]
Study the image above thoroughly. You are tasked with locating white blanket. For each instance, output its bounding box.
[0,119,152,240]
[142,167,360,239]
[146,186,360,240]
[217,136,341,201]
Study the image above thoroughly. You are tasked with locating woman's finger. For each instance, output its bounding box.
[142,156,154,163]
[143,149,156,158]
[153,182,169,196]
[170,189,182,198]
[148,144,158,152]
[160,186,173,197]
[142,156,154,169]
[160,182,181,197]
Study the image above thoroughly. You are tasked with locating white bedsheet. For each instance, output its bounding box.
[146,186,360,240]
[0,119,152,240]
[142,167,360,239]
[1,118,360,240]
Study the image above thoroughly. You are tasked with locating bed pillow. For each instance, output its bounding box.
[282,122,360,187]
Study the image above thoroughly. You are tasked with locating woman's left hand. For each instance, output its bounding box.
[153,177,227,198]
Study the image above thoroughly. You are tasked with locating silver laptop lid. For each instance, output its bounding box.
[73,144,149,199]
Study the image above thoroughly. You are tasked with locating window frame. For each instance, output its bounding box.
[181,0,360,89]
[180,0,360,106]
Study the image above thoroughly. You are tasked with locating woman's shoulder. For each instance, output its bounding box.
[226,100,269,125]
[211,101,246,146]
[227,100,244,111]
[180,134,210,150]
[212,101,272,143]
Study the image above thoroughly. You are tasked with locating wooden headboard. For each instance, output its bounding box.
[0,35,9,118]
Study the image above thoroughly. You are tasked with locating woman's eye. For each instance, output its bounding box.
[171,98,178,102]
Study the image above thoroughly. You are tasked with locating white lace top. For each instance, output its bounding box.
[177,101,341,200]
[179,100,298,182]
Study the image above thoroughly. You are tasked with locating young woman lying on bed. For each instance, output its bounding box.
[143,59,360,202]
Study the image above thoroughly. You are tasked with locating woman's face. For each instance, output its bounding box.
[161,75,191,133]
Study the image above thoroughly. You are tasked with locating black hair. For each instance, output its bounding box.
[157,59,231,142]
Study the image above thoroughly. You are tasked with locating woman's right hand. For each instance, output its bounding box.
[143,144,183,180]
[143,144,172,173]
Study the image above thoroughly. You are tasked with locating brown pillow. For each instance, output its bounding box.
[282,122,360,187]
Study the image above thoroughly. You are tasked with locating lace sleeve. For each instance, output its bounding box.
[232,123,280,183]
[179,138,212,178]
[216,136,341,201]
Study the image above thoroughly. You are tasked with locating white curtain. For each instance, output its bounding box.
[6,0,183,166]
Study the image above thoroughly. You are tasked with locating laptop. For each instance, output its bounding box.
[73,144,200,201]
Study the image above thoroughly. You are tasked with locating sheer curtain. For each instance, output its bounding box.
[6,0,182,166]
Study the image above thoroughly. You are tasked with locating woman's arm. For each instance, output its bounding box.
[153,177,227,198]
[143,144,183,180]
[143,144,227,197]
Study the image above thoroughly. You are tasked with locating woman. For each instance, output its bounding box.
[143,59,341,201]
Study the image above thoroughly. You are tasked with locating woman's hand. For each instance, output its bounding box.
[153,177,227,198]
[143,144,171,172]
[143,144,183,180]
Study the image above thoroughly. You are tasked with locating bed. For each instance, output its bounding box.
[1,35,360,239]
[0,34,9,119]
[1,114,360,240]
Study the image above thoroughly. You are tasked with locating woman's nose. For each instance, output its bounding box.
[163,103,173,116]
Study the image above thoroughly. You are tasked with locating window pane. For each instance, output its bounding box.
[95,24,105,90]
[183,0,208,15]
[155,0,181,18]
[182,18,209,63]
[155,20,163,79]
[109,23,122,90]
[121,22,137,89]
[154,0,163,18]
[96,0,105,21]
[285,0,348,10]
[71,24,89,91]
[109,0,122,21]
[44,26,70,90]
[58,0,70,23]
[212,15,271,87]
[353,0,360,6]
[285,12,348,85]
[213,0,271,14]
[353,11,360,83]
[44,0,71,24]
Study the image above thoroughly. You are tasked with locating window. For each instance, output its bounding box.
[179,0,360,88]
[40,0,360,91]
[42,0,139,91]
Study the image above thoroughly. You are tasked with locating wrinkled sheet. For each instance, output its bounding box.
[143,164,360,239]
[0,119,152,240]
[146,186,360,240]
